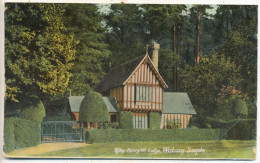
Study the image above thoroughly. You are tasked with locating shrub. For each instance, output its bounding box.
[43,113,71,121]
[227,119,256,140]
[149,112,161,129]
[3,118,41,153]
[3,118,15,153]
[85,129,225,143]
[233,99,248,119]
[79,91,109,123]
[246,100,256,119]
[214,102,235,121]
[119,111,133,129]
[14,118,41,149]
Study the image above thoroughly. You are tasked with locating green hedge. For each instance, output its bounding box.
[85,129,225,143]
[119,112,133,129]
[149,112,161,129]
[3,117,41,153]
[3,118,15,153]
[43,113,71,121]
[227,119,256,140]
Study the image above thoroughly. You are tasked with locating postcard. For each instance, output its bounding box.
[1,1,257,161]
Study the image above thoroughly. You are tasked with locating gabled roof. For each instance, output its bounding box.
[102,97,119,112]
[67,96,119,113]
[163,92,196,115]
[68,96,85,112]
[96,54,168,92]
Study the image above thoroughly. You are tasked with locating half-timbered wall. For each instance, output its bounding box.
[123,61,163,111]
[161,114,192,129]
[110,86,123,110]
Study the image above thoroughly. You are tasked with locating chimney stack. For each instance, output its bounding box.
[152,43,160,69]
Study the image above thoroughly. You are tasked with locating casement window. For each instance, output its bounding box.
[135,85,152,102]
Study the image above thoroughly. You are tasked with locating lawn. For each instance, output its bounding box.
[31,140,256,159]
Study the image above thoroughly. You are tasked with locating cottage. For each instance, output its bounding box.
[67,43,196,129]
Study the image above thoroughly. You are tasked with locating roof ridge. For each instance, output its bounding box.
[110,55,145,71]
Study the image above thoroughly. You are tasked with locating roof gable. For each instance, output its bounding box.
[96,54,168,92]
[163,92,196,114]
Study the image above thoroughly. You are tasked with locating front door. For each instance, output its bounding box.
[132,112,148,129]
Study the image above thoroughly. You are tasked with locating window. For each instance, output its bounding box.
[132,113,148,129]
[135,85,152,102]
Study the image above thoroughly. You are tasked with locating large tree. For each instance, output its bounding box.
[63,4,111,96]
[5,3,78,101]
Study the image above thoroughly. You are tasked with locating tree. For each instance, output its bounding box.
[180,54,242,115]
[63,4,111,95]
[189,5,213,64]
[5,4,78,101]
[79,91,109,126]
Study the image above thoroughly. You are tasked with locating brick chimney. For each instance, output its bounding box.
[152,43,160,69]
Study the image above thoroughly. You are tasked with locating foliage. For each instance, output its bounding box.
[3,118,15,153]
[213,102,235,121]
[64,4,111,95]
[233,99,248,119]
[190,115,227,129]
[3,118,41,153]
[246,100,256,119]
[119,111,133,129]
[43,113,71,121]
[227,119,256,140]
[5,95,46,122]
[85,128,225,142]
[180,54,241,116]
[5,3,78,101]
[148,112,161,129]
[79,91,109,123]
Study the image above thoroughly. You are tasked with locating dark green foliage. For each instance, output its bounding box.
[233,99,248,119]
[85,129,225,143]
[148,112,161,129]
[3,118,15,153]
[14,118,41,149]
[214,102,235,121]
[3,118,41,153]
[79,91,109,123]
[227,119,256,140]
[190,115,227,128]
[43,114,71,121]
[5,95,46,122]
[246,100,257,119]
[119,112,133,129]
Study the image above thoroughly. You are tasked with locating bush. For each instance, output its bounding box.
[246,100,256,119]
[119,111,133,129]
[79,91,109,123]
[3,118,15,153]
[227,119,256,140]
[214,102,235,121]
[149,112,161,129]
[190,115,227,128]
[43,113,71,121]
[3,117,41,153]
[14,118,41,149]
[233,99,248,119]
[85,129,225,143]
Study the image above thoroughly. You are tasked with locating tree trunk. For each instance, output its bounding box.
[173,24,177,91]
[195,11,200,64]
[177,26,181,91]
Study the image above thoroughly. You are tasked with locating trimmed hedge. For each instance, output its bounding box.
[227,119,256,140]
[149,112,161,129]
[85,129,225,143]
[43,113,71,121]
[79,91,109,123]
[3,118,15,153]
[233,99,248,118]
[3,117,41,153]
[119,112,133,129]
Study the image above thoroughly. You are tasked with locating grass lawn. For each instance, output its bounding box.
[31,140,256,159]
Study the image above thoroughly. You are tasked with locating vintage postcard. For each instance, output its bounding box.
[1,1,257,161]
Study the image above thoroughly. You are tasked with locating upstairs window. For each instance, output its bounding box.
[135,85,152,102]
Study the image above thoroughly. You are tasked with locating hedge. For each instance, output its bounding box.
[119,112,133,129]
[3,117,41,153]
[227,119,256,140]
[149,112,161,129]
[43,113,71,121]
[3,118,15,153]
[85,129,225,143]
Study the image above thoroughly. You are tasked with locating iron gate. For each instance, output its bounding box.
[41,121,83,143]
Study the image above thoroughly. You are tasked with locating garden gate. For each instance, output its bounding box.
[41,121,83,143]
